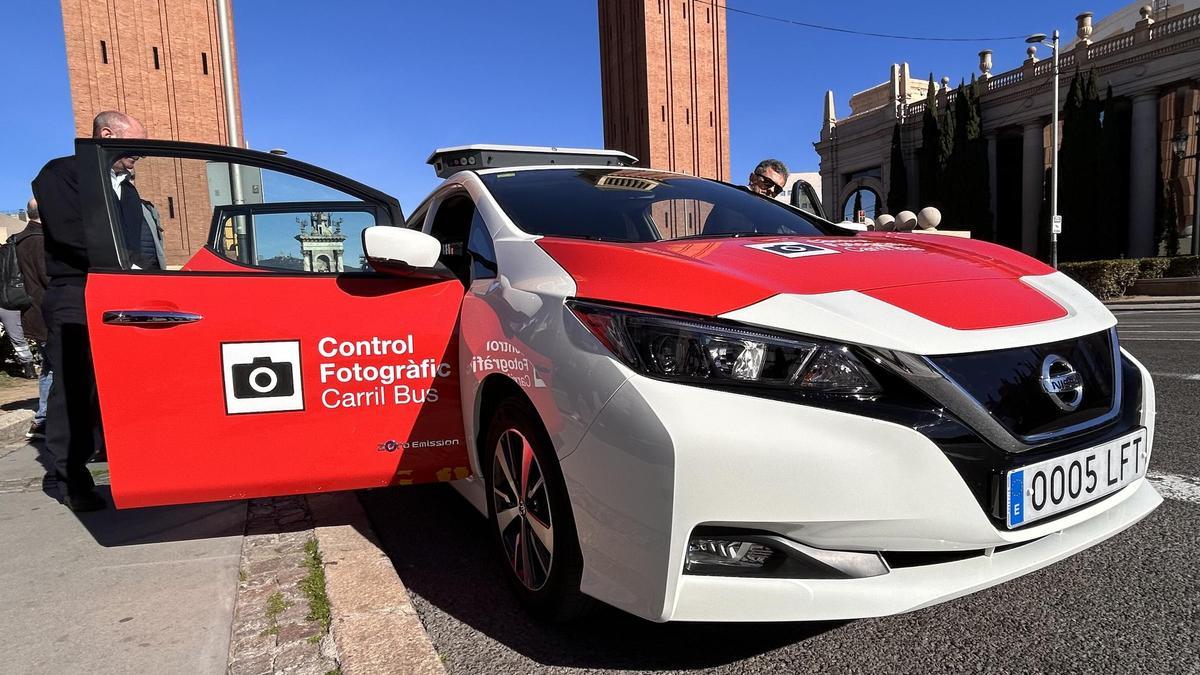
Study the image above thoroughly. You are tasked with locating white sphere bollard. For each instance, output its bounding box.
[896,210,918,231]
[917,206,942,230]
[875,214,896,231]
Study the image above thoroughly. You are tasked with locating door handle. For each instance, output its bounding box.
[102,310,203,326]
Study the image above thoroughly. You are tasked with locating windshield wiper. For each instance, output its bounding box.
[547,233,635,243]
[671,231,774,241]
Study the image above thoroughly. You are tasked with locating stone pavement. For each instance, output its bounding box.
[0,374,444,674]
[226,496,340,675]
[0,441,245,675]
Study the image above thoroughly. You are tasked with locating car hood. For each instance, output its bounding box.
[537,233,1084,335]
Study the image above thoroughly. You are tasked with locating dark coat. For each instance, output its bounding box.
[31,156,151,280]
[30,156,87,284]
[14,221,47,342]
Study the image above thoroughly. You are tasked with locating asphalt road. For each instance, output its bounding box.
[362,308,1200,674]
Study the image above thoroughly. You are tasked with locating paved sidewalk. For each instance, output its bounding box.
[0,441,246,675]
[1106,295,1200,311]
[0,375,442,674]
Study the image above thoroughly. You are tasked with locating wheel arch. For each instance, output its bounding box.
[473,373,534,473]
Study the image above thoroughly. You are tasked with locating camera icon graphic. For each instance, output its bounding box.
[231,357,295,399]
[744,241,840,259]
[221,341,304,414]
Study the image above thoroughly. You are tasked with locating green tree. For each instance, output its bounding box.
[887,123,908,214]
[946,81,971,226]
[918,76,940,210]
[937,82,956,180]
[1058,69,1104,260]
[963,75,993,239]
[1097,84,1131,258]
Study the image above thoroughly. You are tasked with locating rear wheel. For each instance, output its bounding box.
[484,396,592,621]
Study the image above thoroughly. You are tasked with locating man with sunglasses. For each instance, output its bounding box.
[747,158,788,199]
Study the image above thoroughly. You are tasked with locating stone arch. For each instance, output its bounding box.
[838,176,885,221]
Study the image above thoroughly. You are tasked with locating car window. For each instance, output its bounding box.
[98,151,383,272]
[428,193,476,284]
[790,182,822,218]
[479,168,834,242]
[466,210,497,280]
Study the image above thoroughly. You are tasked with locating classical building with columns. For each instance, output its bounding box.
[815,1,1200,258]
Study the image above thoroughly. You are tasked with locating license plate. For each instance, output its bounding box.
[1006,428,1149,528]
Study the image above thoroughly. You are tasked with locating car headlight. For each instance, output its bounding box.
[568,300,881,396]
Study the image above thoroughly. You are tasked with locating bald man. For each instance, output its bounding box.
[31,110,147,512]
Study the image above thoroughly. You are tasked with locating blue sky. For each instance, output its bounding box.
[4,0,1130,214]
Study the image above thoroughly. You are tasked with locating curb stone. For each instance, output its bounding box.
[307,491,446,675]
[226,496,340,675]
[0,409,34,445]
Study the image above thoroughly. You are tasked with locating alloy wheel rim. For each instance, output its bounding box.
[492,428,554,591]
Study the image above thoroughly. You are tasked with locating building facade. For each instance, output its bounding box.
[60,0,243,264]
[598,0,730,182]
[816,2,1200,259]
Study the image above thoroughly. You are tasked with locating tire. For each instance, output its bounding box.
[483,395,593,622]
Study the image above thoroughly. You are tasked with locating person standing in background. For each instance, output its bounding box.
[15,198,50,439]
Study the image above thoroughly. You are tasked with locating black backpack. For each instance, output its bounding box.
[0,232,32,311]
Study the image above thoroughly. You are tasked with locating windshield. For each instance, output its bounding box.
[479,168,835,242]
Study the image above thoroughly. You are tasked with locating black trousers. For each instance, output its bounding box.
[43,282,101,495]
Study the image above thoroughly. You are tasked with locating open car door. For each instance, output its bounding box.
[76,139,469,508]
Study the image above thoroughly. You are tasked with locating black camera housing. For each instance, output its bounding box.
[231,357,294,399]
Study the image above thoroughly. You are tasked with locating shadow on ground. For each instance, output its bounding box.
[0,395,37,412]
[360,483,843,671]
[16,441,362,547]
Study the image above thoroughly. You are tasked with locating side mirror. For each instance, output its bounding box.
[363,226,448,278]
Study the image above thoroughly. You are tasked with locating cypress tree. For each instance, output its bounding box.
[887,123,909,214]
[919,76,940,210]
[1097,85,1132,257]
[965,75,993,239]
[1079,70,1104,257]
[1059,69,1105,260]
[937,82,957,180]
[1058,71,1084,260]
[948,81,970,226]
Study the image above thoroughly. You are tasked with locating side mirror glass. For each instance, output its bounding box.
[363,226,448,278]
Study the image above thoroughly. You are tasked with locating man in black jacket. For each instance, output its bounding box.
[31,110,146,512]
[15,198,49,439]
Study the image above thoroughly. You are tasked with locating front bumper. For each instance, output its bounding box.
[559,354,1160,622]
[671,478,1160,621]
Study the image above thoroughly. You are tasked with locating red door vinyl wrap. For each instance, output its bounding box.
[86,272,469,508]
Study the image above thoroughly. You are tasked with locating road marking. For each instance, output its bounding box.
[1148,472,1200,504]
[1121,337,1200,341]
[1150,372,1200,380]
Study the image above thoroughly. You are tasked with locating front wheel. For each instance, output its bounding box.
[484,396,592,621]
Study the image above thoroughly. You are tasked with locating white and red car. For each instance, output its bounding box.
[78,140,1161,623]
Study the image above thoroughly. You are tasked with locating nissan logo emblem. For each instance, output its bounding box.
[1040,354,1084,412]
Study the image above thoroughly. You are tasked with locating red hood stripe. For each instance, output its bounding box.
[862,278,1066,330]
[537,234,1060,326]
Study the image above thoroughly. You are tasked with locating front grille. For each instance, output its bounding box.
[929,329,1118,442]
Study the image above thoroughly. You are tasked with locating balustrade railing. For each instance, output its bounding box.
[842,8,1200,123]
[1088,32,1134,59]
[1151,6,1200,38]
[987,70,1023,91]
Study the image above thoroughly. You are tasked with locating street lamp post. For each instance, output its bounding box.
[1028,31,1061,268]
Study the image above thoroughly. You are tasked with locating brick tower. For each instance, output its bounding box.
[60,0,244,264]
[597,0,730,181]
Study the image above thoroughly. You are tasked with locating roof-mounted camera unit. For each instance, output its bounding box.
[426,144,637,178]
